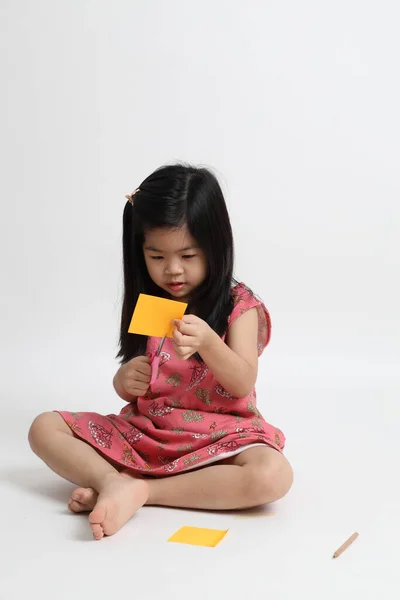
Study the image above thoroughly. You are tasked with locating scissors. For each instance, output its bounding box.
[150,335,166,384]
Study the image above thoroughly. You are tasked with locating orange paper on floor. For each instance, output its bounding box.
[168,526,228,547]
[128,294,188,338]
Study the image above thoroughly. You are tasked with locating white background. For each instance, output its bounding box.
[1,1,399,598]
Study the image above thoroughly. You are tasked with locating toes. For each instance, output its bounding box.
[71,489,84,502]
[68,499,85,513]
[89,504,107,524]
[72,487,94,503]
[68,488,97,512]
[90,522,104,541]
[89,505,107,541]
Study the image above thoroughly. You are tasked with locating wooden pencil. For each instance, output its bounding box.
[332,532,359,558]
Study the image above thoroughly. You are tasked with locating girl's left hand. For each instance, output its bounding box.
[171,315,215,360]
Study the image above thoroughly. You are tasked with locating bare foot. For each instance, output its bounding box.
[68,487,98,513]
[88,473,149,540]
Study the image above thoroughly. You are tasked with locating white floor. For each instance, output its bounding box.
[2,377,400,600]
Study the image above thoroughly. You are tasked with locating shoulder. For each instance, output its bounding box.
[228,281,272,355]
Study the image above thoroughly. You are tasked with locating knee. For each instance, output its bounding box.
[246,457,293,506]
[28,411,65,453]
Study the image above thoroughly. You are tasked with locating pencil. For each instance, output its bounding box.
[332,532,359,558]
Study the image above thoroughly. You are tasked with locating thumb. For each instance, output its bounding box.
[137,355,150,363]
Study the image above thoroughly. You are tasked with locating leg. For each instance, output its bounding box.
[146,445,293,510]
[28,412,149,540]
[68,445,293,512]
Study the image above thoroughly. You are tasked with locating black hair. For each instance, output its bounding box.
[116,163,237,364]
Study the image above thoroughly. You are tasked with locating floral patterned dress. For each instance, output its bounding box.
[56,282,285,476]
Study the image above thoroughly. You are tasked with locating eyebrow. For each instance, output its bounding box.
[144,245,198,253]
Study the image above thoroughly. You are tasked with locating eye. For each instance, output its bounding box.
[182,254,196,259]
[150,256,163,260]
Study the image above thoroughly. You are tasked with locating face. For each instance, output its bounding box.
[143,226,208,302]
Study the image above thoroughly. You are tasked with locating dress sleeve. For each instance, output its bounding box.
[227,282,271,356]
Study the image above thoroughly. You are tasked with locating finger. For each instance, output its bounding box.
[173,321,198,337]
[172,328,195,346]
[136,356,151,368]
[127,383,149,396]
[131,355,150,366]
[172,328,186,345]
[135,362,152,376]
[180,314,200,324]
[136,367,151,379]
[128,358,151,377]
[176,333,196,347]
[173,343,193,356]
[132,372,151,383]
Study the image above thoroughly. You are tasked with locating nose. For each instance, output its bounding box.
[165,258,184,275]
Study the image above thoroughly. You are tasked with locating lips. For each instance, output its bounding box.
[167,282,185,290]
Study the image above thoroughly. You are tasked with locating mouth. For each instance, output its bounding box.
[167,282,186,292]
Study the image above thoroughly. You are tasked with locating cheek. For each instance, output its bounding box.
[196,257,208,280]
[145,258,161,279]
[144,257,152,273]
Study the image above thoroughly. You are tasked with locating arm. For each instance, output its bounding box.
[199,308,259,398]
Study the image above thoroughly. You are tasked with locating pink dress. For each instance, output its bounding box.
[57,282,285,476]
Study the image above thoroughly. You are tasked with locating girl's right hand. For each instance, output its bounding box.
[118,356,152,397]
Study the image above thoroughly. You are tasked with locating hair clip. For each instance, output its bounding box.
[125,188,140,205]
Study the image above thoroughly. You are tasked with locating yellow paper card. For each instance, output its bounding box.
[167,526,228,547]
[128,294,188,338]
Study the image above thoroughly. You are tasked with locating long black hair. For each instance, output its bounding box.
[116,163,237,364]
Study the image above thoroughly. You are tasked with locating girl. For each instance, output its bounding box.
[29,164,293,541]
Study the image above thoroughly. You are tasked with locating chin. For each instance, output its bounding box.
[168,288,191,302]
[171,289,190,299]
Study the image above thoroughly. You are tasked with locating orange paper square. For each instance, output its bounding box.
[167,526,228,547]
[128,294,188,338]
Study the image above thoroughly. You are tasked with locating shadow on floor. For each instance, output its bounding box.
[3,466,75,504]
